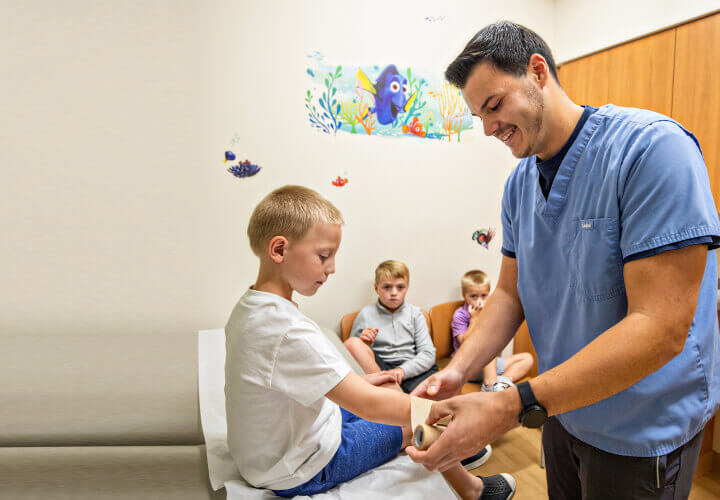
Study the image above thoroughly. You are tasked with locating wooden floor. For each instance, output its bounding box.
[468,427,720,499]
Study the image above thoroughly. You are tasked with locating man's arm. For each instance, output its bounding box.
[326,371,410,426]
[407,245,707,471]
[529,244,706,416]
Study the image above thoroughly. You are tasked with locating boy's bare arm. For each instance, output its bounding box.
[326,372,410,426]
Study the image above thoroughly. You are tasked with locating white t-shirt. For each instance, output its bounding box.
[225,288,351,490]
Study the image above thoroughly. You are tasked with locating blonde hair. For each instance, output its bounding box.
[247,185,344,256]
[461,270,490,294]
[375,260,409,284]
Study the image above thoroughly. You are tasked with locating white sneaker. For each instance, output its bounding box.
[492,376,514,392]
[461,445,492,470]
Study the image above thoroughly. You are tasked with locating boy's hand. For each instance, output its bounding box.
[386,367,405,384]
[359,328,379,345]
[468,304,483,318]
[362,371,399,386]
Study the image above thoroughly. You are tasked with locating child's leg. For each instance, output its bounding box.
[274,409,404,497]
[501,352,533,382]
[344,338,404,392]
[441,464,485,500]
[344,337,383,374]
[481,358,499,388]
[400,426,487,499]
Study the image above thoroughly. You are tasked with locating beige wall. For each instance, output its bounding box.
[7,0,712,348]
[2,1,554,348]
[553,0,718,62]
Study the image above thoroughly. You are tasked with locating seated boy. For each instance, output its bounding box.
[344,260,439,395]
[345,260,492,471]
[452,270,533,392]
[225,185,516,499]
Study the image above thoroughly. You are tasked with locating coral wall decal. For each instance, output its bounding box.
[305,53,472,141]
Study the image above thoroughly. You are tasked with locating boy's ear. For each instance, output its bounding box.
[373,282,379,294]
[268,236,289,263]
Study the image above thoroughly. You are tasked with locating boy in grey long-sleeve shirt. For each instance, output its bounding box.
[344,260,438,393]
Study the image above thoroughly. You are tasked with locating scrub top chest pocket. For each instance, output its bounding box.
[565,218,625,301]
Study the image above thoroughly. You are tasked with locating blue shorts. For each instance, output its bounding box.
[272,408,403,497]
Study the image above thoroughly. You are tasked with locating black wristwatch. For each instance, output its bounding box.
[517,381,547,428]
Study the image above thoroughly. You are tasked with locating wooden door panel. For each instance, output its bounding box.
[673,13,720,212]
[606,29,675,115]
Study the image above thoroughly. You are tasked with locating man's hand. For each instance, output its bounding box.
[362,371,398,387]
[410,366,464,400]
[406,387,522,471]
[386,367,405,384]
[359,328,378,345]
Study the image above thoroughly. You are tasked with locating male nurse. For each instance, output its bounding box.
[407,21,720,500]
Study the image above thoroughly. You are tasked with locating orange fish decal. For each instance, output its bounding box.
[332,176,348,187]
[402,116,426,138]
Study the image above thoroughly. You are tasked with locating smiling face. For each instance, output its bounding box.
[462,60,546,159]
[374,277,409,312]
[282,221,342,296]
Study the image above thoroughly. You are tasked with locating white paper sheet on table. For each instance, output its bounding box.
[198,328,457,499]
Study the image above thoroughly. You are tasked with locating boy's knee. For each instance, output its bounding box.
[344,337,363,351]
[518,352,534,367]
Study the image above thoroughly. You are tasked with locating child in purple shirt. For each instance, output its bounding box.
[451,270,533,392]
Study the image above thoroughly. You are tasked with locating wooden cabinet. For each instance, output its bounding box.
[557,51,610,107]
[672,13,720,212]
[558,29,675,115]
[606,29,675,115]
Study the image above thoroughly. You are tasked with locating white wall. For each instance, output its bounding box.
[553,0,718,62]
[2,1,555,345]
[2,1,219,337]
[206,0,556,336]
[4,0,715,342]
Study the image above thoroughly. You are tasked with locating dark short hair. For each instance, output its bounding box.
[445,21,559,88]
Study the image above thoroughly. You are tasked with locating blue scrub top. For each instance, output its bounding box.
[501,104,720,456]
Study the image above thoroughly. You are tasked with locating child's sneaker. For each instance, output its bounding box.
[477,473,516,499]
[492,375,514,392]
[461,444,492,470]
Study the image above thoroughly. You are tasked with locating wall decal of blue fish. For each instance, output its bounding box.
[228,160,261,178]
[224,150,236,163]
[356,65,417,125]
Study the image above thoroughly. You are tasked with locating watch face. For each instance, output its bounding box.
[523,407,547,428]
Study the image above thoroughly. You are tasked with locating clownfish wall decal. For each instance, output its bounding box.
[228,160,261,178]
[472,228,496,249]
[402,116,426,137]
[331,176,348,187]
[356,65,417,125]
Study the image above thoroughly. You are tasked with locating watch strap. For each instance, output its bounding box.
[516,380,538,409]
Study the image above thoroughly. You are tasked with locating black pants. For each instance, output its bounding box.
[373,351,439,394]
[543,416,704,500]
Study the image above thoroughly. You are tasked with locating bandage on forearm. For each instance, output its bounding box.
[411,396,450,450]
